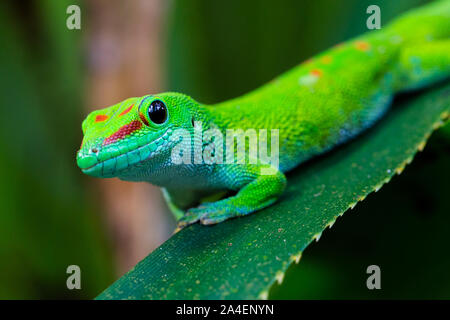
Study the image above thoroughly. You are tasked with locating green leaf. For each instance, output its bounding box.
[98,84,449,300]
[269,137,450,299]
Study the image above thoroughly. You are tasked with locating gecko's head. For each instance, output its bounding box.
[77,92,198,180]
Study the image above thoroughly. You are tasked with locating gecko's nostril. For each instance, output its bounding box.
[91,148,99,153]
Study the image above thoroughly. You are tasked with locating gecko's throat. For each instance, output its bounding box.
[77,128,173,178]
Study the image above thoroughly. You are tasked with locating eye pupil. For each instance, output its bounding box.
[148,100,167,124]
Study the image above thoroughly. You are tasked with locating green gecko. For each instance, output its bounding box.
[77,1,450,228]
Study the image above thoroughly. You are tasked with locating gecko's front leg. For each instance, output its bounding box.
[177,164,287,228]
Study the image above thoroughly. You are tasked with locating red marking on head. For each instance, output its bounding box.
[355,41,370,51]
[102,121,143,146]
[139,112,150,126]
[95,115,108,122]
[119,104,134,116]
[310,69,322,77]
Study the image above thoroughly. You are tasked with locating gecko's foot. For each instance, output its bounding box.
[176,204,209,228]
[177,202,235,227]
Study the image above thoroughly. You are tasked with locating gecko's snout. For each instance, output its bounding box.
[76,147,100,171]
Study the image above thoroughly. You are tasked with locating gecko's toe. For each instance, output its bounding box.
[177,209,203,228]
[176,218,197,229]
[200,217,224,225]
[199,209,230,225]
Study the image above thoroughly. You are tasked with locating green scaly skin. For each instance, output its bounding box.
[77,1,450,228]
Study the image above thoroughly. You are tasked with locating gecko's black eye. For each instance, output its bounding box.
[148,100,167,124]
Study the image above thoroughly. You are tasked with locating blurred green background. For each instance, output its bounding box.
[1,0,448,299]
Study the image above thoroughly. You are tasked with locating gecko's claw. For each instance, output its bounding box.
[172,226,183,234]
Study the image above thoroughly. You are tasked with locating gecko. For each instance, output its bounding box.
[77,0,450,228]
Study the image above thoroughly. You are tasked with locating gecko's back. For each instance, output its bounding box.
[207,0,450,172]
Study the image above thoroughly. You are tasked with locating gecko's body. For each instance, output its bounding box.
[77,1,450,227]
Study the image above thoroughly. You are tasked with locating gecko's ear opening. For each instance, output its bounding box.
[191,116,195,127]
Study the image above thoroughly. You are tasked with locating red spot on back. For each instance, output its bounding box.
[119,104,134,116]
[310,69,322,77]
[95,115,108,122]
[102,121,142,146]
[355,41,370,51]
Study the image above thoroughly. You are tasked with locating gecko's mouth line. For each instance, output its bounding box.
[80,142,157,176]
[78,128,172,176]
